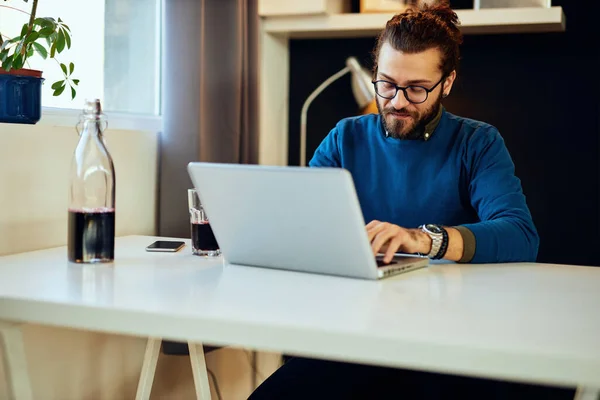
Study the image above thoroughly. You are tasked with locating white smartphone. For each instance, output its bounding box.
[145,240,186,252]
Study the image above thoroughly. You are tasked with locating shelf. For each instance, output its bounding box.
[263,6,565,38]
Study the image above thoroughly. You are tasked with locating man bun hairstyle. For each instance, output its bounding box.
[373,1,463,78]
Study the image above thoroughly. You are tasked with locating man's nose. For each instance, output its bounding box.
[391,89,410,109]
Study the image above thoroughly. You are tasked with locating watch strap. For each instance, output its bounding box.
[433,227,449,260]
[420,224,442,258]
[428,234,442,258]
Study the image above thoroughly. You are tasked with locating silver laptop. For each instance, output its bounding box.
[187,162,429,280]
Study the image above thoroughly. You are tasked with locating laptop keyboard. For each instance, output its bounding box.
[376,258,398,267]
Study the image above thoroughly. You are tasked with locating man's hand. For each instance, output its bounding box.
[366,220,432,264]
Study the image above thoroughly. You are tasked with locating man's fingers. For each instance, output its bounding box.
[366,220,381,229]
[383,236,403,263]
[371,229,398,256]
[366,221,387,242]
[366,223,411,260]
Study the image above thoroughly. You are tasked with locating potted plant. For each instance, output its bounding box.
[0,0,78,124]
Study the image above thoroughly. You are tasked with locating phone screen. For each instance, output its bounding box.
[146,241,185,252]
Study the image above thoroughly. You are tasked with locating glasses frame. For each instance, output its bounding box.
[371,75,446,104]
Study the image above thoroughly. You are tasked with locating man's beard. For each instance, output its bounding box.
[376,92,443,140]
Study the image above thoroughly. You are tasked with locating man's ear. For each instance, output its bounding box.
[442,70,457,97]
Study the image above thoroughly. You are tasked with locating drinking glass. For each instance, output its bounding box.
[188,189,221,257]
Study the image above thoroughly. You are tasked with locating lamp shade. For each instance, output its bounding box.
[346,57,375,109]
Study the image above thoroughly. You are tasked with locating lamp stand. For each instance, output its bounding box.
[299,66,350,167]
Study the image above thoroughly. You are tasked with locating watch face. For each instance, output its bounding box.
[426,224,443,234]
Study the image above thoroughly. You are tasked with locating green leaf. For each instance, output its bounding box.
[61,23,71,32]
[45,36,52,47]
[56,29,65,53]
[71,86,76,100]
[58,17,63,23]
[64,30,71,49]
[1,37,20,52]
[3,57,13,71]
[20,23,28,37]
[39,27,54,37]
[14,42,23,57]
[51,80,64,90]
[72,79,80,85]
[69,62,74,75]
[50,41,57,58]
[12,53,24,70]
[25,31,39,44]
[34,18,54,29]
[26,46,34,58]
[32,42,47,59]
[60,62,67,76]
[0,47,13,62]
[53,84,66,97]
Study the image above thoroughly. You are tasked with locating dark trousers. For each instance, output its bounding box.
[248,357,575,400]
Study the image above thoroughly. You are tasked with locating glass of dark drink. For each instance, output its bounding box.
[188,188,220,257]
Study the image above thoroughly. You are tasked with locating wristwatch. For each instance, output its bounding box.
[419,224,448,260]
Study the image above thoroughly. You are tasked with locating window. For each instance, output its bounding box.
[104,0,162,115]
[0,0,162,115]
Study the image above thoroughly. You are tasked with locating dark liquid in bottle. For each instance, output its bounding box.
[191,221,219,251]
[68,208,115,263]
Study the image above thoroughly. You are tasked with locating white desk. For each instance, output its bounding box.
[1,235,599,399]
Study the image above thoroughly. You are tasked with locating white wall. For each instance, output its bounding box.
[0,122,158,256]
[0,120,280,399]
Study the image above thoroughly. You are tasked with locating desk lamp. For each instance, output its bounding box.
[299,57,376,166]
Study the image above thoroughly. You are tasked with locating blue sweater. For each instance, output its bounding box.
[309,110,539,263]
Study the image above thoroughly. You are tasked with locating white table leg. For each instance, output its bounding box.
[188,341,211,400]
[0,321,33,400]
[575,387,600,400]
[135,337,161,400]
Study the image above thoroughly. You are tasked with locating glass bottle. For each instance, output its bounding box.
[67,99,116,263]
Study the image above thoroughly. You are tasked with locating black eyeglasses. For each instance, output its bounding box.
[371,75,445,104]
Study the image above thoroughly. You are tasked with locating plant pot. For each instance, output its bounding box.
[0,68,44,125]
